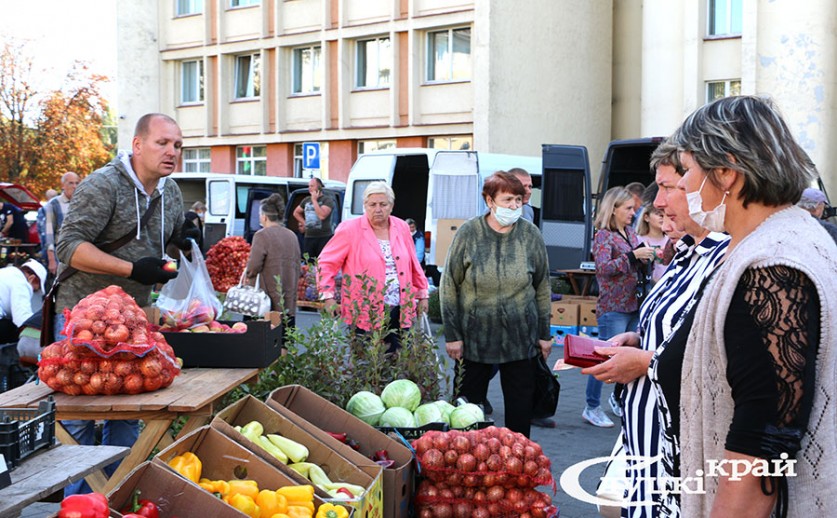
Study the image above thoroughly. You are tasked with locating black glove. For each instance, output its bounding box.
[176,221,201,250]
[130,257,177,285]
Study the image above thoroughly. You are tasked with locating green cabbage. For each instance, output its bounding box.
[449,403,485,429]
[432,400,456,424]
[413,403,444,427]
[379,407,417,428]
[346,391,386,426]
[380,379,422,411]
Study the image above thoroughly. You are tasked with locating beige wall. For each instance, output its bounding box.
[474,0,613,163]
[612,0,643,140]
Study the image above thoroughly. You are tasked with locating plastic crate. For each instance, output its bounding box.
[0,396,56,468]
[450,420,495,432]
[376,421,448,441]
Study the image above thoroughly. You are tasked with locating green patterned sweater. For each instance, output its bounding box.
[440,215,551,364]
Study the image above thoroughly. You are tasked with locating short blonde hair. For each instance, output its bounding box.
[594,187,633,231]
[363,181,395,205]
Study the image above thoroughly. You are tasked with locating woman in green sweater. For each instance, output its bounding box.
[441,171,553,437]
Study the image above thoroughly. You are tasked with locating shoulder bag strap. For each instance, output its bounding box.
[52,195,162,287]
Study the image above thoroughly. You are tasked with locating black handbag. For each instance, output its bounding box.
[532,352,561,418]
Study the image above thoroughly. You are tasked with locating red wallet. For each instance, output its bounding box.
[563,334,611,368]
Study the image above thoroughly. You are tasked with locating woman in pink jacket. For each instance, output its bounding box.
[318,181,429,353]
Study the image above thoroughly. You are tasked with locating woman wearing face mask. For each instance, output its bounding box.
[655,96,837,518]
[582,187,655,429]
[441,171,552,438]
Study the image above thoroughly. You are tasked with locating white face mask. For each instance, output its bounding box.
[687,177,727,232]
[493,205,522,227]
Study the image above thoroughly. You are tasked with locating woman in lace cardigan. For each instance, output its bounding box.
[658,96,837,518]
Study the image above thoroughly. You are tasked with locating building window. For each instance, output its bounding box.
[706,80,741,103]
[230,0,259,7]
[292,46,322,95]
[708,0,742,36]
[358,140,396,155]
[180,59,204,104]
[428,135,473,150]
[176,0,203,15]
[293,144,304,178]
[235,54,260,99]
[236,145,267,176]
[183,148,211,173]
[426,28,471,82]
[356,37,392,89]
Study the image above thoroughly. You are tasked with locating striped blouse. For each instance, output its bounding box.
[620,232,730,518]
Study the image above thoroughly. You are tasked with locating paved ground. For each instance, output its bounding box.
[20,311,621,518]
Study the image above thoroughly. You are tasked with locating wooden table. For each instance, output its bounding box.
[0,368,258,494]
[0,444,129,516]
[556,269,597,296]
[0,242,38,267]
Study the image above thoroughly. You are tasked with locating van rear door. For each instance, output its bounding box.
[427,151,479,266]
[541,145,593,271]
[204,177,235,250]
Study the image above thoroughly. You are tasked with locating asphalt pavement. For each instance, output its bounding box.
[21,310,620,518]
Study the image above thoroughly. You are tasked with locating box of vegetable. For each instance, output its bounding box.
[161,312,283,368]
[213,395,383,518]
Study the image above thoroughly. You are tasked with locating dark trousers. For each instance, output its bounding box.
[303,235,332,259]
[0,318,20,344]
[454,357,536,438]
[353,306,403,354]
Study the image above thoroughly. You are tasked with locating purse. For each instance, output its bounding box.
[532,351,561,418]
[224,271,272,318]
[563,334,610,368]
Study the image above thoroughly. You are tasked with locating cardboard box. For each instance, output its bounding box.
[267,385,415,518]
[434,218,467,264]
[155,426,334,513]
[162,312,283,368]
[551,301,579,326]
[551,325,578,345]
[579,301,598,326]
[214,395,383,518]
[108,461,243,518]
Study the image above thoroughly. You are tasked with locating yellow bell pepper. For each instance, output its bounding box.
[226,479,260,501]
[316,503,349,518]
[275,485,315,506]
[199,478,230,497]
[167,452,202,483]
[286,506,313,518]
[257,490,288,518]
[270,515,290,518]
[227,493,260,518]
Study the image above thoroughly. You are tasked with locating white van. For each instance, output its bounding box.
[343,149,542,280]
[171,172,345,251]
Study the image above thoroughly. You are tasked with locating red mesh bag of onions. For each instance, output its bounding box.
[414,479,559,518]
[412,427,556,490]
[38,285,181,395]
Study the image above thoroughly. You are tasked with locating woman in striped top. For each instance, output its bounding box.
[583,141,729,517]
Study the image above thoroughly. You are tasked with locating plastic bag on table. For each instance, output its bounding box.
[156,240,223,330]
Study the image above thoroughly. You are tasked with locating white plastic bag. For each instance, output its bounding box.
[156,240,224,330]
[224,271,272,318]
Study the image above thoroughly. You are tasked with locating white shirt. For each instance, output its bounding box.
[0,266,35,327]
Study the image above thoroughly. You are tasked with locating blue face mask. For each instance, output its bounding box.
[493,205,522,227]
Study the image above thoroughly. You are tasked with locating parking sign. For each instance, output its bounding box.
[302,142,320,170]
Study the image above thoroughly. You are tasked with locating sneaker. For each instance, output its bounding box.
[531,417,557,428]
[482,398,493,416]
[609,393,623,418]
[582,406,615,428]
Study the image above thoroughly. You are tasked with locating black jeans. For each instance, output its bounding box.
[454,357,536,438]
[353,306,403,354]
[303,235,332,259]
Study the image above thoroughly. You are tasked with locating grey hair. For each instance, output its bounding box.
[671,95,815,207]
[363,181,395,204]
[649,139,684,176]
[594,187,633,231]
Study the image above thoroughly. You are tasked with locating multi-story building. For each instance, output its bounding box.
[117,0,837,192]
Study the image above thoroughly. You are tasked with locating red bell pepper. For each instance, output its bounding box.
[58,492,109,518]
[121,489,161,518]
